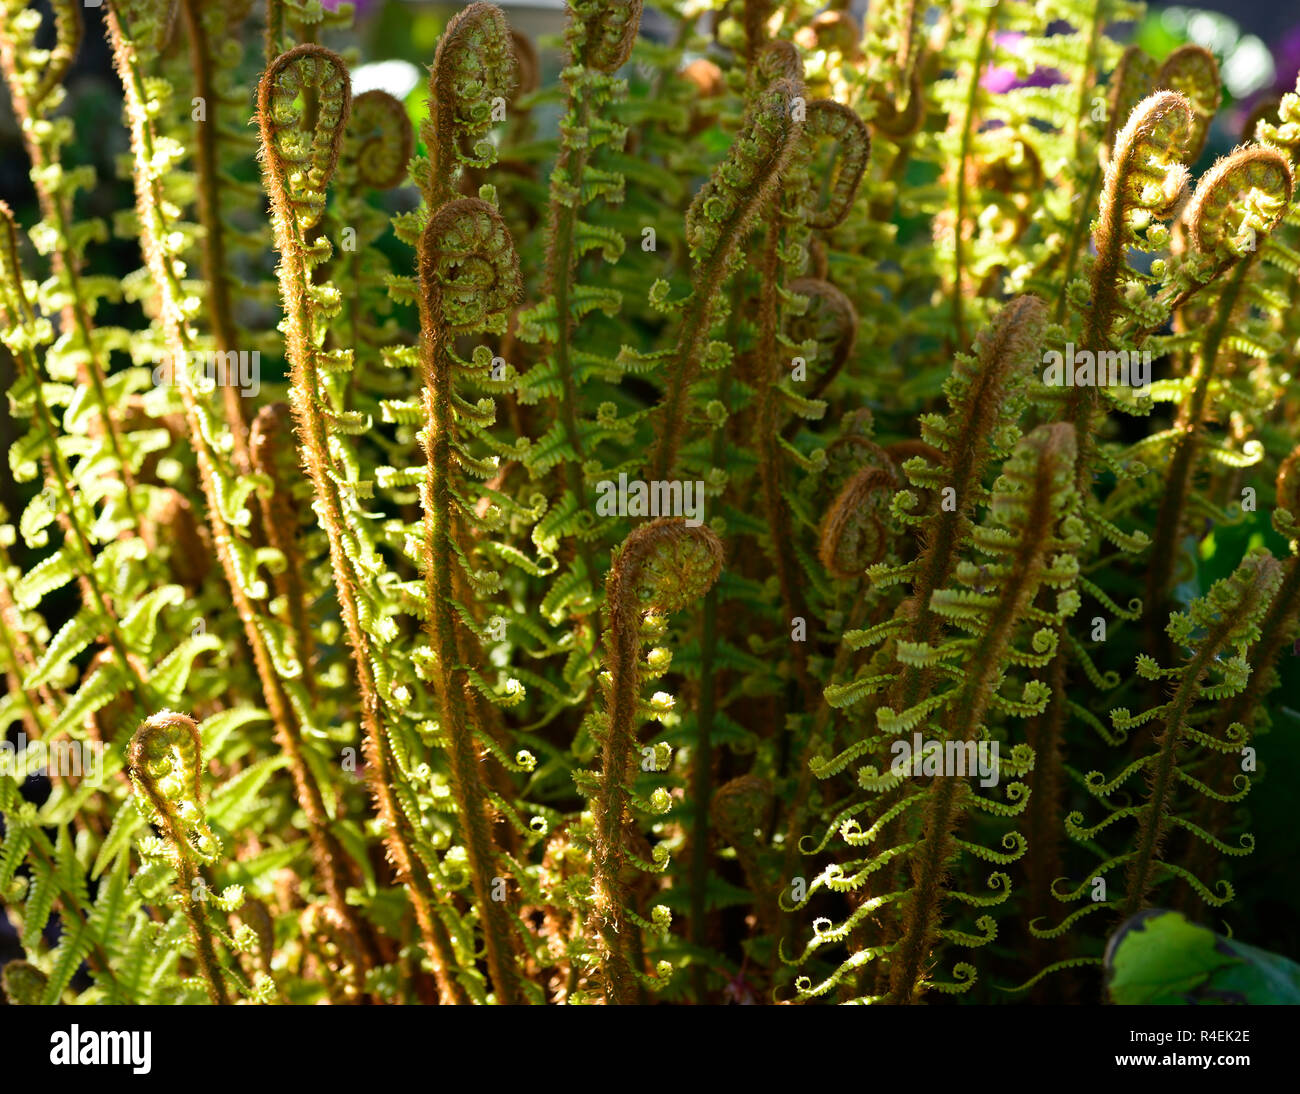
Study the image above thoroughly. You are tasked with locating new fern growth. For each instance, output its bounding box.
[1,0,1298,1008]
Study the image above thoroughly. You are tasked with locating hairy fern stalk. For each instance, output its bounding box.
[0,0,1297,1007]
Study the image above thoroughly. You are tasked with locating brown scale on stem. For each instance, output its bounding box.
[178,0,254,470]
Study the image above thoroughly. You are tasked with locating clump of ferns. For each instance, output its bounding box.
[8,0,1300,1009]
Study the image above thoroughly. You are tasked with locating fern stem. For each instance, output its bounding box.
[1146,257,1252,623]
[1121,556,1277,919]
[755,224,817,708]
[1023,620,1071,998]
[178,0,251,471]
[689,580,718,1003]
[248,405,318,701]
[649,287,724,483]
[543,82,603,621]
[422,351,526,1005]
[689,282,745,1002]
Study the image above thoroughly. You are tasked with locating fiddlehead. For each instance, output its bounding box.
[803,100,870,231]
[257,44,351,231]
[588,518,723,1003]
[1153,45,1220,164]
[570,0,642,74]
[1184,145,1294,264]
[1145,145,1294,617]
[348,89,415,191]
[819,466,900,580]
[421,1,517,208]
[783,277,858,407]
[1067,90,1193,477]
[128,711,229,1004]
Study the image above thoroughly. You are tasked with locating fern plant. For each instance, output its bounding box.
[1,0,1298,1006]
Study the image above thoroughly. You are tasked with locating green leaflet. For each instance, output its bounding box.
[1106,909,1300,1005]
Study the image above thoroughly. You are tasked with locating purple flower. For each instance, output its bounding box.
[320,0,380,16]
[981,31,1065,94]
[1272,26,1300,93]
